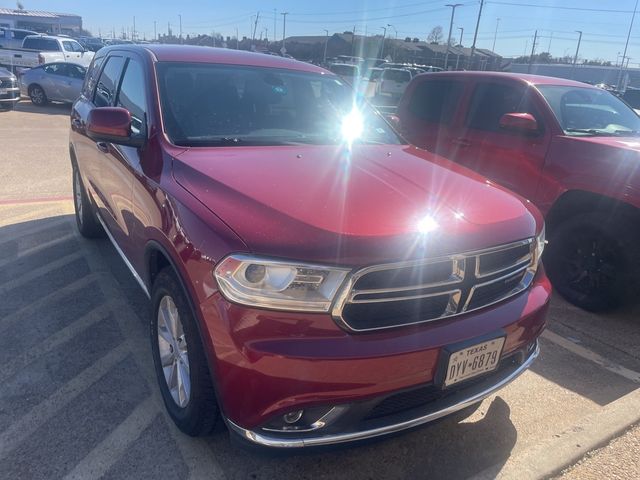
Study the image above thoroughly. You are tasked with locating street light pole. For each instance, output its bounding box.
[380,26,387,58]
[470,0,485,66]
[281,12,289,53]
[444,4,462,70]
[458,26,464,46]
[618,0,638,90]
[178,14,182,43]
[387,24,397,61]
[492,18,500,52]
[323,29,329,64]
[571,30,582,79]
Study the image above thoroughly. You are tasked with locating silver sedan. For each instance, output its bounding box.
[19,62,86,106]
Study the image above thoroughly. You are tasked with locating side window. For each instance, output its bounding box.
[22,37,42,50]
[42,39,61,51]
[465,82,536,132]
[93,56,125,107]
[83,55,105,97]
[62,40,83,52]
[408,80,464,125]
[43,64,65,75]
[116,58,147,137]
[68,65,86,80]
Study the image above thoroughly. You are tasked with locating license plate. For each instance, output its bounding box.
[444,337,505,387]
[0,88,7,94]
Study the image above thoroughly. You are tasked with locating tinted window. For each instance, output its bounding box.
[62,40,83,52]
[622,90,640,109]
[22,37,43,50]
[466,82,532,132]
[14,30,32,40]
[156,62,402,147]
[83,55,105,97]
[383,69,411,82]
[408,80,464,124]
[42,39,61,51]
[93,56,125,107]
[67,64,86,80]
[43,63,66,75]
[116,58,147,137]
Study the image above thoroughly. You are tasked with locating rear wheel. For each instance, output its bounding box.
[29,84,47,106]
[73,167,103,238]
[545,213,638,311]
[151,268,219,436]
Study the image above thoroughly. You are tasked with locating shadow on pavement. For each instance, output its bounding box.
[13,100,72,116]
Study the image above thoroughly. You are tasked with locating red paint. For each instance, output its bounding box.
[70,47,549,434]
[86,107,132,140]
[397,71,640,215]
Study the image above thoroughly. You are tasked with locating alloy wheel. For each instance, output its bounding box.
[74,170,83,225]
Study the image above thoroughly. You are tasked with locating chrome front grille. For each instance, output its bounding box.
[332,239,536,332]
[0,78,16,88]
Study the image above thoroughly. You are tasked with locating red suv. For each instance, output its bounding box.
[70,46,550,448]
[397,72,640,312]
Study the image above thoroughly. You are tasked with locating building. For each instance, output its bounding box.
[0,7,82,35]
[508,63,639,89]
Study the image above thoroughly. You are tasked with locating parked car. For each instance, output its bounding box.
[328,62,360,84]
[70,45,549,448]
[396,71,640,311]
[618,87,640,115]
[20,62,86,105]
[0,66,19,110]
[77,36,105,52]
[0,35,94,71]
[358,67,383,97]
[0,27,38,49]
[379,68,412,99]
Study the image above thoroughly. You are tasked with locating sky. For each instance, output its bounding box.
[10,0,640,63]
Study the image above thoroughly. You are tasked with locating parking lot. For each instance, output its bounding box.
[1,102,640,479]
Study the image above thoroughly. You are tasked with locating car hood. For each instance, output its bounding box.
[173,144,540,266]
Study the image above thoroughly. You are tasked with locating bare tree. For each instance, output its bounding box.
[16,1,25,9]
[427,26,443,44]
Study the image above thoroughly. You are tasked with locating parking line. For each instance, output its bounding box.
[0,343,130,460]
[0,215,69,246]
[542,330,640,384]
[0,251,84,294]
[0,196,73,206]
[62,396,159,480]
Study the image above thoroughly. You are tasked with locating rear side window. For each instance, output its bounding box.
[465,82,537,132]
[42,39,61,51]
[43,64,66,75]
[408,80,464,124]
[93,56,125,107]
[116,58,147,137]
[22,37,42,50]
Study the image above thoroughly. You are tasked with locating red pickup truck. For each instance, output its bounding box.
[70,46,549,447]
[397,72,640,312]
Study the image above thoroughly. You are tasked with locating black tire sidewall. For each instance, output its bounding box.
[150,268,218,436]
[72,167,103,238]
[30,85,46,105]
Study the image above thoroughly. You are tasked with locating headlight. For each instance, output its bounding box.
[214,254,350,312]
[533,224,546,266]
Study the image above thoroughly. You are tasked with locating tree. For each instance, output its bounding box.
[16,1,24,10]
[427,26,443,44]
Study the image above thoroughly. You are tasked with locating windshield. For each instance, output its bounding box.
[157,62,401,147]
[537,85,640,136]
[383,69,411,82]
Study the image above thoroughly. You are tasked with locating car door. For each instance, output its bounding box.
[75,54,132,251]
[40,63,66,101]
[446,80,551,200]
[58,64,85,102]
[61,40,83,63]
[398,77,467,155]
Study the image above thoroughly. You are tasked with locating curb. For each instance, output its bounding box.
[469,387,640,479]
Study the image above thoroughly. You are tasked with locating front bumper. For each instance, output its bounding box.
[0,86,20,104]
[228,341,539,448]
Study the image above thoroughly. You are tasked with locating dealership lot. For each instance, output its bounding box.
[1,103,639,479]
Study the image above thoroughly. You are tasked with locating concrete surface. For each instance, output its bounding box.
[1,99,639,479]
[557,424,640,480]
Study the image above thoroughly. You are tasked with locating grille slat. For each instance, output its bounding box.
[333,239,536,332]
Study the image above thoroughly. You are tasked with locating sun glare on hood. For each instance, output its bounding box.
[341,108,364,144]
[416,214,439,234]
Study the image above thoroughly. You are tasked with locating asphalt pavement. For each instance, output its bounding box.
[1,100,639,479]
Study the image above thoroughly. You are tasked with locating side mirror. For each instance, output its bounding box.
[86,107,144,148]
[499,112,539,134]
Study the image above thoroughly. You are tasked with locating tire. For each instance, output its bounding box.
[72,166,104,238]
[151,267,219,436]
[29,84,47,106]
[544,213,638,312]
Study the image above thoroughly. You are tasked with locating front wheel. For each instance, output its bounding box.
[545,213,638,311]
[73,167,103,238]
[151,268,219,436]
[29,85,47,106]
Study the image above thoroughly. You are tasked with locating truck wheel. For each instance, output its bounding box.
[544,213,638,311]
[151,267,219,436]
[29,85,48,106]
[73,167,103,238]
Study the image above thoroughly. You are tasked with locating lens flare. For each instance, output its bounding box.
[416,214,439,234]
[341,108,364,143]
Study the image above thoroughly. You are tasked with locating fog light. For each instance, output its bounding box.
[283,410,304,424]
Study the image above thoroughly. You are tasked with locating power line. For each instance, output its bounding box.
[487,1,634,14]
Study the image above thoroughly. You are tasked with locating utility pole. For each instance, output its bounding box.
[178,14,182,43]
[273,9,277,43]
[380,26,387,59]
[547,31,553,52]
[571,30,582,79]
[235,27,239,49]
[388,24,397,61]
[167,21,170,39]
[153,21,157,41]
[469,0,484,67]
[527,29,538,74]
[492,18,500,52]
[281,12,289,53]
[251,12,260,45]
[458,26,464,46]
[323,29,329,64]
[132,16,136,42]
[618,0,638,90]
[444,4,462,71]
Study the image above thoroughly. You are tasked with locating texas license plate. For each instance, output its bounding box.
[444,337,505,387]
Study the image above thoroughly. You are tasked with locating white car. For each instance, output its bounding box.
[379,68,412,99]
[0,35,94,71]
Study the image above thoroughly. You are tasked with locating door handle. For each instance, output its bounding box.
[452,137,472,147]
[96,142,109,153]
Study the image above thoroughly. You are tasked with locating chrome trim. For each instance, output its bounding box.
[462,265,534,312]
[332,238,536,333]
[261,406,350,433]
[350,289,460,305]
[95,213,150,298]
[227,342,539,448]
[475,238,534,279]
